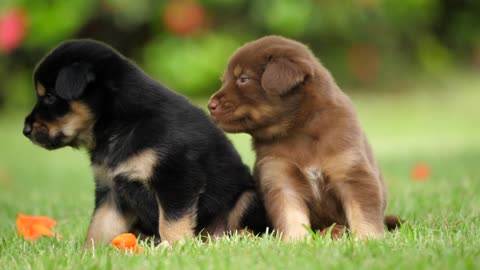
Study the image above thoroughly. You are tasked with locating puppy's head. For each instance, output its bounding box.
[208,36,318,135]
[23,40,116,150]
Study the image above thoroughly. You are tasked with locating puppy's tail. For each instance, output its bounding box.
[384,214,404,231]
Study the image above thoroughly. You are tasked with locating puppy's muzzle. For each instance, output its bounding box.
[23,122,33,137]
[208,99,219,114]
[23,117,60,149]
[208,97,234,117]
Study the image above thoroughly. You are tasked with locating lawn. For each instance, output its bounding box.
[0,72,479,269]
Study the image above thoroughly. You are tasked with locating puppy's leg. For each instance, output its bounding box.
[151,162,202,245]
[335,169,385,239]
[227,190,255,231]
[266,189,310,242]
[158,204,196,244]
[85,190,132,247]
[257,159,310,242]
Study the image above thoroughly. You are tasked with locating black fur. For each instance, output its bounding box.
[24,40,269,244]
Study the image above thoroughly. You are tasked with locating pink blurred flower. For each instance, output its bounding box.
[163,0,205,36]
[0,8,28,54]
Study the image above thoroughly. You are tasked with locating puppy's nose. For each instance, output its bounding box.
[23,122,32,137]
[208,100,218,113]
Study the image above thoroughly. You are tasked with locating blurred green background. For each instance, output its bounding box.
[0,0,479,109]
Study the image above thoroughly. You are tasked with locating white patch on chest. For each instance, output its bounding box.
[304,167,324,200]
[92,149,158,187]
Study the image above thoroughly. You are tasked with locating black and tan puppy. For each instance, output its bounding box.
[209,36,400,241]
[23,40,267,247]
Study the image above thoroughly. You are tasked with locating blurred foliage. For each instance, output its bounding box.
[0,0,479,110]
[143,34,239,95]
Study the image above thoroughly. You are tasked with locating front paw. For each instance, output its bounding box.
[319,224,346,240]
[352,228,385,240]
[281,228,309,242]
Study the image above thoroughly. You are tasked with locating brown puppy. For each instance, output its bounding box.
[209,35,399,241]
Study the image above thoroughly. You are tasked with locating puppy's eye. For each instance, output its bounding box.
[43,93,57,105]
[237,76,250,85]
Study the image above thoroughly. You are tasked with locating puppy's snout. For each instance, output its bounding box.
[208,100,218,113]
[23,122,33,137]
[23,115,35,137]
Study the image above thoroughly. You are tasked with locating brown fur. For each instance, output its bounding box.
[319,224,346,240]
[209,35,400,240]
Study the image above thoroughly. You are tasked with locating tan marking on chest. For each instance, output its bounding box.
[92,149,158,186]
[114,149,158,180]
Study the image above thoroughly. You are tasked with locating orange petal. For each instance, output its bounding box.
[16,213,57,240]
[22,230,39,240]
[411,163,431,181]
[32,223,55,236]
[17,214,33,236]
[112,233,138,252]
[32,216,56,229]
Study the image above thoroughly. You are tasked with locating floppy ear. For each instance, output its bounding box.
[261,56,313,95]
[55,63,95,100]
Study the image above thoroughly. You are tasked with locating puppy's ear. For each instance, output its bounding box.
[55,63,95,100]
[261,56,313,95]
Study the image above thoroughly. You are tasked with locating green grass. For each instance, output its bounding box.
[1,73,480,269]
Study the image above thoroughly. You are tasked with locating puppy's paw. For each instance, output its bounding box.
[237,229,255,237]
[319,224,345,240]
[281,229,309,243]
[156,240,171,250]
[353,229,385,240]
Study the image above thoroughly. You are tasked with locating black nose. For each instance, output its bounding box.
[23,122,32,137]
